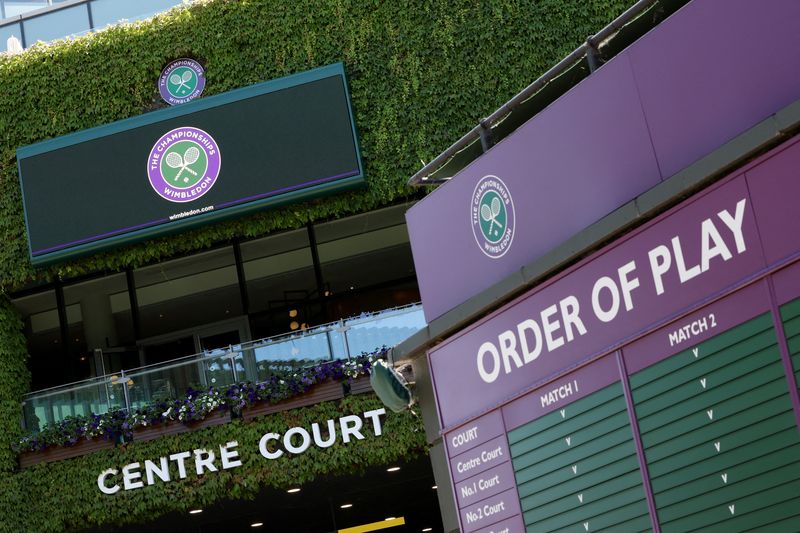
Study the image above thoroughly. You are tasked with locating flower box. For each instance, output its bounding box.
[243,379,345,421]
[132,411,231,444]
[348,376,373,395]
[18,437,114,469]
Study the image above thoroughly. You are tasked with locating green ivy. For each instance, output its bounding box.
[0,394,425,533]
[0,0,632,529]
[0,0,630,288]
[0,299,30,474]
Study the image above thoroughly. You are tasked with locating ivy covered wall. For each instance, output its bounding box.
[0,0,631,288]
[0,395,425,533]
[0,0,632,530]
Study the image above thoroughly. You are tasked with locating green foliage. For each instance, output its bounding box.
[0,0,630,288]
[0,394,425,533]
[0,299,30,473]
[0,0,630,529]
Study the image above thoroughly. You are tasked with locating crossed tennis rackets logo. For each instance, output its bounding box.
[471,175,516,259]
[158,59,206,106]
[164,145,201,182]
[167,68,196,97]
[147,126,221,204]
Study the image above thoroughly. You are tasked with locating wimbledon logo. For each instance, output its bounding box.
[158,58,206,105]
[471,175,515,259]
[147,127,221,203]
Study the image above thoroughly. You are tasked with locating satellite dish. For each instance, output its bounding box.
[369,360,412,412]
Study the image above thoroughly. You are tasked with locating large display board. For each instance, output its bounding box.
[17,63,363,265]
[431,134,800,532]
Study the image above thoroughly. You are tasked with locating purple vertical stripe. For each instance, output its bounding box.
[767,277,800,430]
[616,350,661,533]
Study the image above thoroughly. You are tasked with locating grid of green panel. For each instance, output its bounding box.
[780,297,800,398]
[507,382,651,532]
[630,313,800,532]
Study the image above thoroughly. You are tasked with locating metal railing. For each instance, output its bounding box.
[1,0,191,51]
[21,303,426,431]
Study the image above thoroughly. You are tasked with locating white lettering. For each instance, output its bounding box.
[97,469,120,495]
[122,462,144,491]
[144,457,170,485]
[284,427,312,454]
[339,415,364,444]
[591,276,619,322]
[648,245,671,295]
[259,432,283,460]
[220,441,242,469]
[477,342,501,383]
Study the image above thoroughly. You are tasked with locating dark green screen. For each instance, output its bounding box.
[18,66,362,265]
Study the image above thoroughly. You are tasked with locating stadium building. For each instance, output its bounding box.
[3,1,799,533]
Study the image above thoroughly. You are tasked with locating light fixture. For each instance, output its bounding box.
[189,509,203,515]
[386,466,401,472]
[385,517,396,521]
[251,523,263,528]
[422,529,433,532]
[287,488,301,493]
[432,485,437,490]
[340,503,353,509]
[290,321,299,330]
[289,309,298,318]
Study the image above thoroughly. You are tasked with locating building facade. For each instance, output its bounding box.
[0,1,645,532]
[399,0,800,532]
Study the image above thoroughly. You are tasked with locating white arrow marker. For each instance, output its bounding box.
[560,409,566,419]
[721,473,728,484]
[693,348,699,358]
[572,465,578,474]
[566,436,572,446]
[578,494,584,503]
[583,522,590,531]
[729,504,735,515]
[700,378,707,389]
[707,409,714,420]
[714,441,721,452]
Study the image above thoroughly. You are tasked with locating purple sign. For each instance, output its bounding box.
[459,488,522,533]
[429,173,769,429]
[774,261,800,306]
[449,434,510,484]
[445,410,505,458]
[502,353,619,431]
[147,126,221,203]
[408,0,800,322]
[474,515,525,533]
[623,281,771,374]
[454,460,517,509]
[159,58,206,105]
[744,136,800,265]
[408,55,660,322]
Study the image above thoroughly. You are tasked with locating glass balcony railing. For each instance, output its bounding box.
[21,303,425,431]
[1,0,190,52]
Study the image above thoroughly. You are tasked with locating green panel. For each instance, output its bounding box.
[779,297,800,400]
[509,382,650,533]
[631,313,800,532]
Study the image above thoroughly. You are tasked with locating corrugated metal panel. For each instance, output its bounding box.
[508,382,650,532]
[631,313,800,531]
[780,297,800,394]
